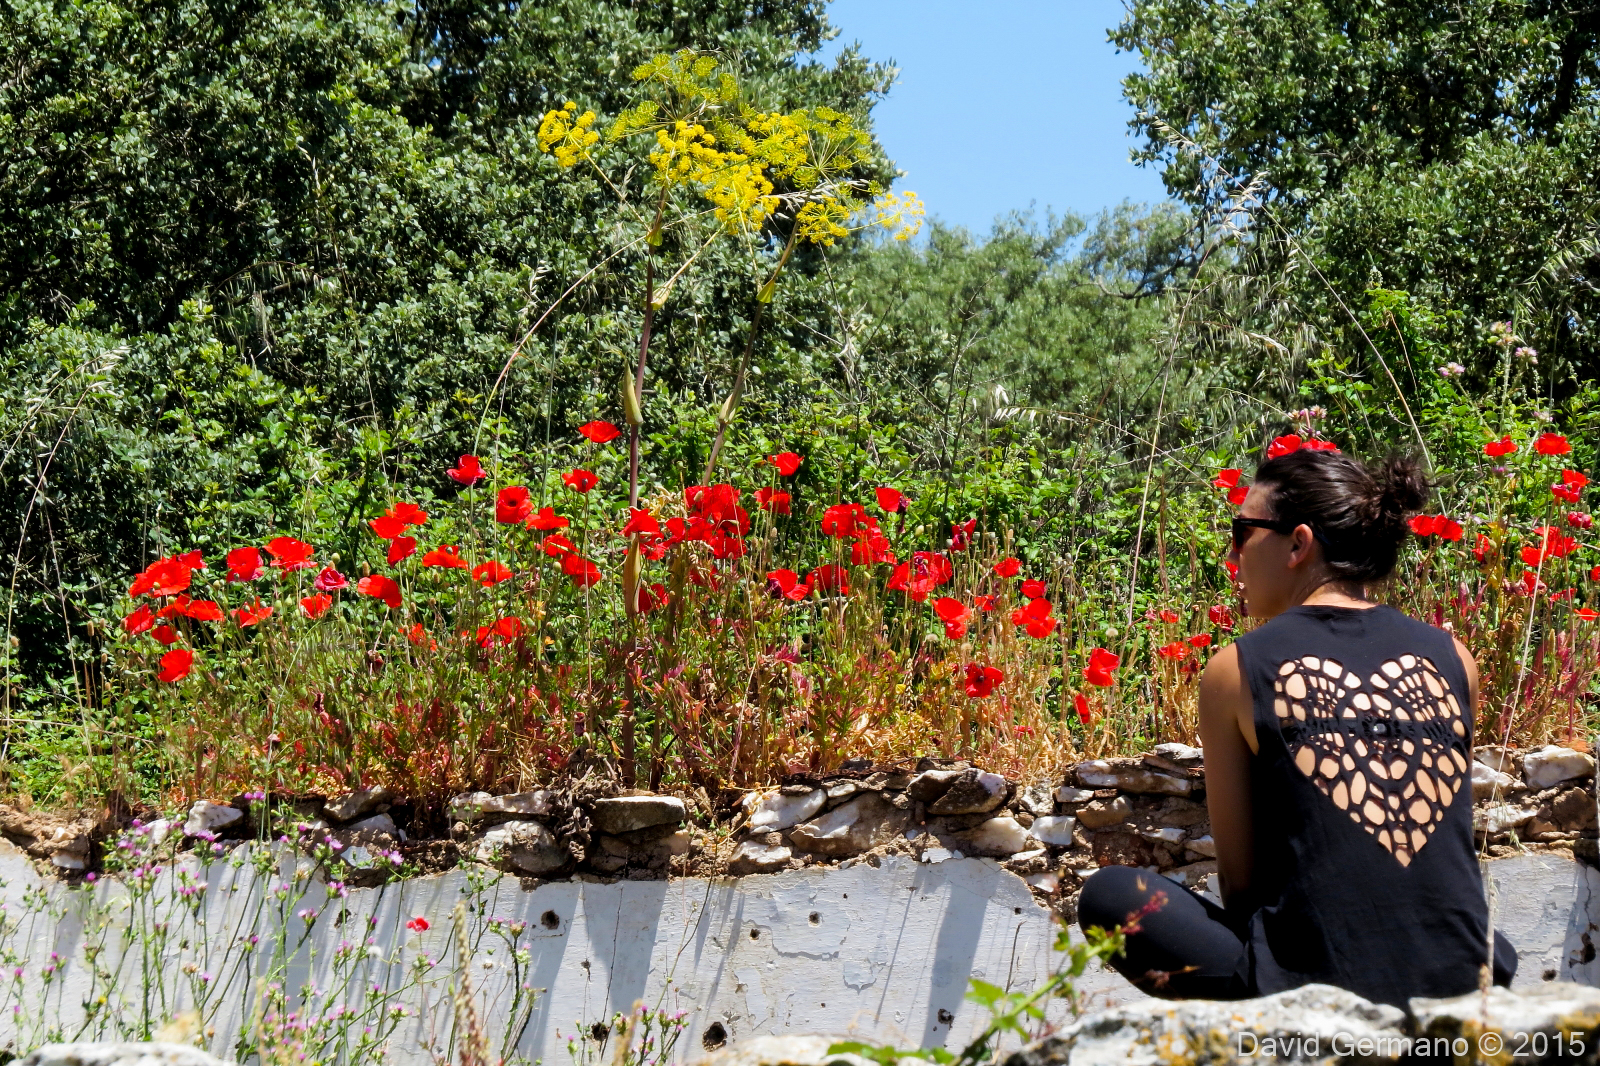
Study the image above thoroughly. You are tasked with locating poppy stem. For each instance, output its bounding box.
[629,258,655,510]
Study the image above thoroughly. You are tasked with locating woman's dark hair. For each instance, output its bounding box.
[1253,449,1429,583]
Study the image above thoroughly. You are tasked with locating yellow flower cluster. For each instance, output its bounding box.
[537,102,600,168]
[869,190,926,242]
[795,199,852,246]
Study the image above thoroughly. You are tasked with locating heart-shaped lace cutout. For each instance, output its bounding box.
[1273,653,1469,867]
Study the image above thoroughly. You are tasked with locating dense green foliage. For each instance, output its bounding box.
[1116,0,1600,390]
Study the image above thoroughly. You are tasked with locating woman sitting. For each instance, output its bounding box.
[1077,447,1516,1007]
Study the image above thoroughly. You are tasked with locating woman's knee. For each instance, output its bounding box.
[1078,865,1157,934]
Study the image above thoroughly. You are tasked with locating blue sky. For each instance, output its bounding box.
[816,0,1169,235]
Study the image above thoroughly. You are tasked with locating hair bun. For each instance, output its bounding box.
[1370,454,1429,521]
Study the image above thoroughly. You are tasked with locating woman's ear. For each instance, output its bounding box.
[1287,523,1320,569]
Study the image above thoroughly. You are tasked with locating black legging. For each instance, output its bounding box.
[1077,865,1518,999]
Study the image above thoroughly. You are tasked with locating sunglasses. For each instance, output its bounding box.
[1230,516,1302,550]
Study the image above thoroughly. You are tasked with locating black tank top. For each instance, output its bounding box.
[1234,603,1490,1008]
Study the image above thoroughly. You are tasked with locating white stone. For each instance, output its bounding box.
[1152,742,1203,764]
[1027,815,1077,847]
[481,791,553,817]
[1522,745,1595,790]
[789,793,907,857]
[475,819,566,875]
[747,789,826,832]
[920,847,954,863]
[1184,834,1216,858]
[1472,760,1517,801]
[1075,760,1193,796]
[1138,827,1186,845]
[182,801,242,838]
[1411,982,1600,1046]
[1055,786,1094,804]
[1025,872,1060,893]
[728,841,791,875]
[944,816,1030,858]
[1008,849,1046,863]
[145,819,173,847]
[20,1044,229,1066]
[49,850,85,871]
[1476,803,1537,835]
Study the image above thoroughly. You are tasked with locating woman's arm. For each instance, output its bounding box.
[1198,643,1255,908]
[1453,634,1480,730]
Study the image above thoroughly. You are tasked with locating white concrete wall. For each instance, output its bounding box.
[0,841,1590,1064]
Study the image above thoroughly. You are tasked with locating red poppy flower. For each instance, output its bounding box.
[950,518,977,551]
[755,488,791,515]
[1535,432,1572,456]
[179,598,224,622]
[1189,633,1213,648]
[405,623,430,646]
[1303,438,1339,452]
[406,916,430,933]
[767,452,803,476]
[476,617,523,647]
[447,455,486,485]
[1083,647,1120,688]
[541,534,575,557]
[561,553,602,588]
[808,564,849,595]
[562,468,598,493]
[1438,518,1464,541]
[1570,513,1595,531]
[1266,434,1302,459]
[1212,469,1242,490]
[1576,608,1599,623]
[850,522,895,566]
[368,515,409,539]
[635,582,670,614]
[1591,565,1600,581]
[640,534,667,561]
[301,594,333,619]
[388,536,417,566]
[526,506,569,531]
[472,560,512,586]
[266,537,316,571]
[1225,559,1239,579]
[157,648,194,683]
[176,550,205,570]
[578,421,620,444]
[1159,609,1179,624]
[1157,640,1192,661]
[496,486,532,524]
[391,502,428,525]
[1227,484,1249,506]
[994,557,1021,578]
[1074,692,1092,725]
[1521,569,1547,596]
[421,545,468,569]
[974,594,998,612]
[964,663,1003,699]
[1473,534,1496,563]
[875,487,906,513]
[766,569,799,597]
[356,574,403,609]
[234,599,274,627]
[1552,470,1589,504]
[821,503,868,538]
[1208,604,1234,630]
[123,604,155,635]
[623,508,661,536]
[151,624,179,646]
[934,597,969,626]
[315,566,348,591]
[1484,436,1517,458]
[226,547,265,583]
[129,555,195,598]
[1010,597,1056,638]
[1020,579,1047,600]
[1408,515,1441,536]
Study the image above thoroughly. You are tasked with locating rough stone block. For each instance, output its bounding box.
[1075,796,1132,829]
[906,769,964,804]
[1550,787,1597,831]
[1027,816,1077,847]
[182,801,243,838]
[20,1044,230,1066]
[323,786,390,823]
[928,770,1009,815]
[942,816,1030,857]
[475,819,567,875]
[1472,761,1518,801]
[728,841,791,875]
[790,793,909,857]
[589,796,686,835]
[1075,759,1193,796]
[1476,803,1537,836]
[748,789,825,832]
[1089,831,1154,868]
[1523,745,1596,790]
[1152,742,1203,766]
[480,791,554,817]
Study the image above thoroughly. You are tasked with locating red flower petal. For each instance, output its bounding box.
[874,486,905,513]
[562,468,598,493]
[1535,432,1571,456]
[226,547,265,582]
[496,487,532,524]
[767,452,803,477]
[1266,434,1302,459]
[301,594,333,619]
[994,557,1021,578]
[577,420,621,444]
[447,455,485,485]
[356,574,403,609]
[472,560,512,586]
[933,597,969,624]
[157,648,194,683]
[265,537,316,571]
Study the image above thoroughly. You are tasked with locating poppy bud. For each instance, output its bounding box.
[620,368,643,426]
[621,538,642,618]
